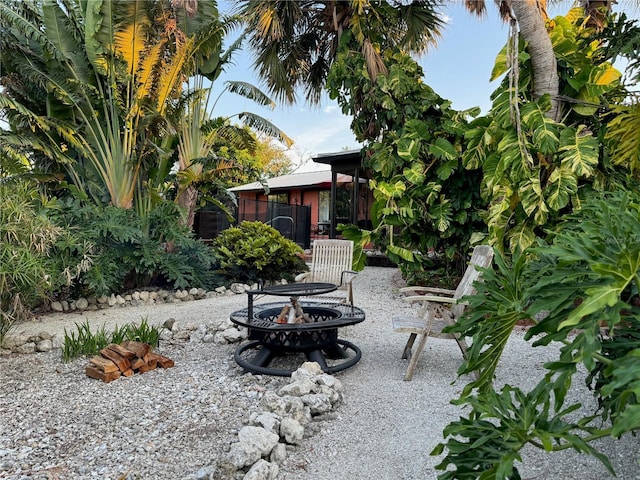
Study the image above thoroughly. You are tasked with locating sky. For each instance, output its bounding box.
[213,1,638,173]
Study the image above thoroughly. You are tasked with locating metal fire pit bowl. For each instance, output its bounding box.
[230,301,365,376]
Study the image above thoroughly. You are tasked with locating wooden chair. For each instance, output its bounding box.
[295,239,357,305]
[392,245,494,381]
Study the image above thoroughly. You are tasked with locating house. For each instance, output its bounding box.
[196,150,373,249]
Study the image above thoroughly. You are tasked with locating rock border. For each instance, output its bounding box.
[213,362,343,480]
[1,281,271,355]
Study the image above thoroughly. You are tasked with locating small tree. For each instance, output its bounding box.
[328,46,486,274]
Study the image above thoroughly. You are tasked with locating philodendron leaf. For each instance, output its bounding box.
[396,137,419,160]
[375,181,406,198]
[546,166,577,210]
[436,159,458,180]
[521,101,560,154]
[386,244,415,262]
[560,286,620,329]
[559,125,598,177]
[428,137,457,161]
[403,163,425,185]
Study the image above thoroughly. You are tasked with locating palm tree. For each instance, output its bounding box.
[463,0,616,121]
[173,74,292,228]
[163,29,292,229]
[236,0,445,105]
[0,0,223,208]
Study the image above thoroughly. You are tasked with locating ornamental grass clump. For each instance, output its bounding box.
[62,317,163,363]
[0,183,62,346]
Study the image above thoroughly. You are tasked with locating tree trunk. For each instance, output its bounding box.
[511,0,560,121]
[175,185,199,229]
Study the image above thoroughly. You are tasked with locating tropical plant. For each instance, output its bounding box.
[464,1,618,122]
[236,0,444,105]
[172,71,292,229]
[212,221,308,284]
[47,198,222,297]
[0,182,64,344]
[328,48,486,274]
[434,190,640,479]
[0,0,223,208]
[462,8,626,253]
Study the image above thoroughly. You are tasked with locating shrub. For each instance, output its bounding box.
[0,182,62,344]
[212,221,308,284]
[47,198,222,297]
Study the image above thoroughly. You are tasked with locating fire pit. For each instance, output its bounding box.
[230,296,365,376]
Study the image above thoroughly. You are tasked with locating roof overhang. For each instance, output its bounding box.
[312,149,363,174]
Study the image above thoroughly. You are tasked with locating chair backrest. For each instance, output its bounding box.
[451,245,494,318]
[308,239,354,287]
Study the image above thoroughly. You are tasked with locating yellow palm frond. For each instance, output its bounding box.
[156,37,194,115]
[113,2,152,77]
[135,41,165,104]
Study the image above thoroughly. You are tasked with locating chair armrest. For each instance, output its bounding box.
[341,270,358,286]
[295,272,310,282]
[400,286,456,296]
[402,294,457,305]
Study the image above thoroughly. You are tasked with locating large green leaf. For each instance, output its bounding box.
[436,159,458,180]
[428,137,457,161]
[506,223,536,253]
[386,244,415,262]
[374,180,406,198]
[396,136,420,161]
[521,102,560,155]
[559,125,598,177]
[545,166,577,211]
[560,286,620,329]
[600,350,640,437]
[428,199,452,232]
[404,118,429,139]
[403,162,425,185]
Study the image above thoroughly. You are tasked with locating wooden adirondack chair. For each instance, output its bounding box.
[392,245,494,381]
[295,239,357,305]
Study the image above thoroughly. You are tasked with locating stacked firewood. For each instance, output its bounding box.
[275,297,313,324]
[85,341,174,383]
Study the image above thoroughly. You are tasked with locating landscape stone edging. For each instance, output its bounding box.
[213,362,344,480]
[48,281,264,314]
[0,281,274,355]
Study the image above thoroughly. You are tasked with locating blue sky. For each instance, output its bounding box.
[213,1,636,172]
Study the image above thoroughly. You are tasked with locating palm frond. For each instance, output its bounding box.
[112,1,150,77]
[237,112,293,147]
[211,122,257,153]
[225,80,276,109]
[0,2,55,57]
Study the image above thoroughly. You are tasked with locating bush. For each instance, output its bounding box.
[0,182,62,344]
[212,221,308,284]
[47,199,222,297]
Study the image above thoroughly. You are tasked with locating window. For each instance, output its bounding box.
[267,193,288,204]
[318,191,330,223]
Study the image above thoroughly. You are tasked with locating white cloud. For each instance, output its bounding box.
[323,105,339,114]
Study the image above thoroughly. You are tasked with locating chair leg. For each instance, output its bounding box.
[404,333,429,381]
[402,333,417,360]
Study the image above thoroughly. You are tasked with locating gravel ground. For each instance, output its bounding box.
[1,266,639,479]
